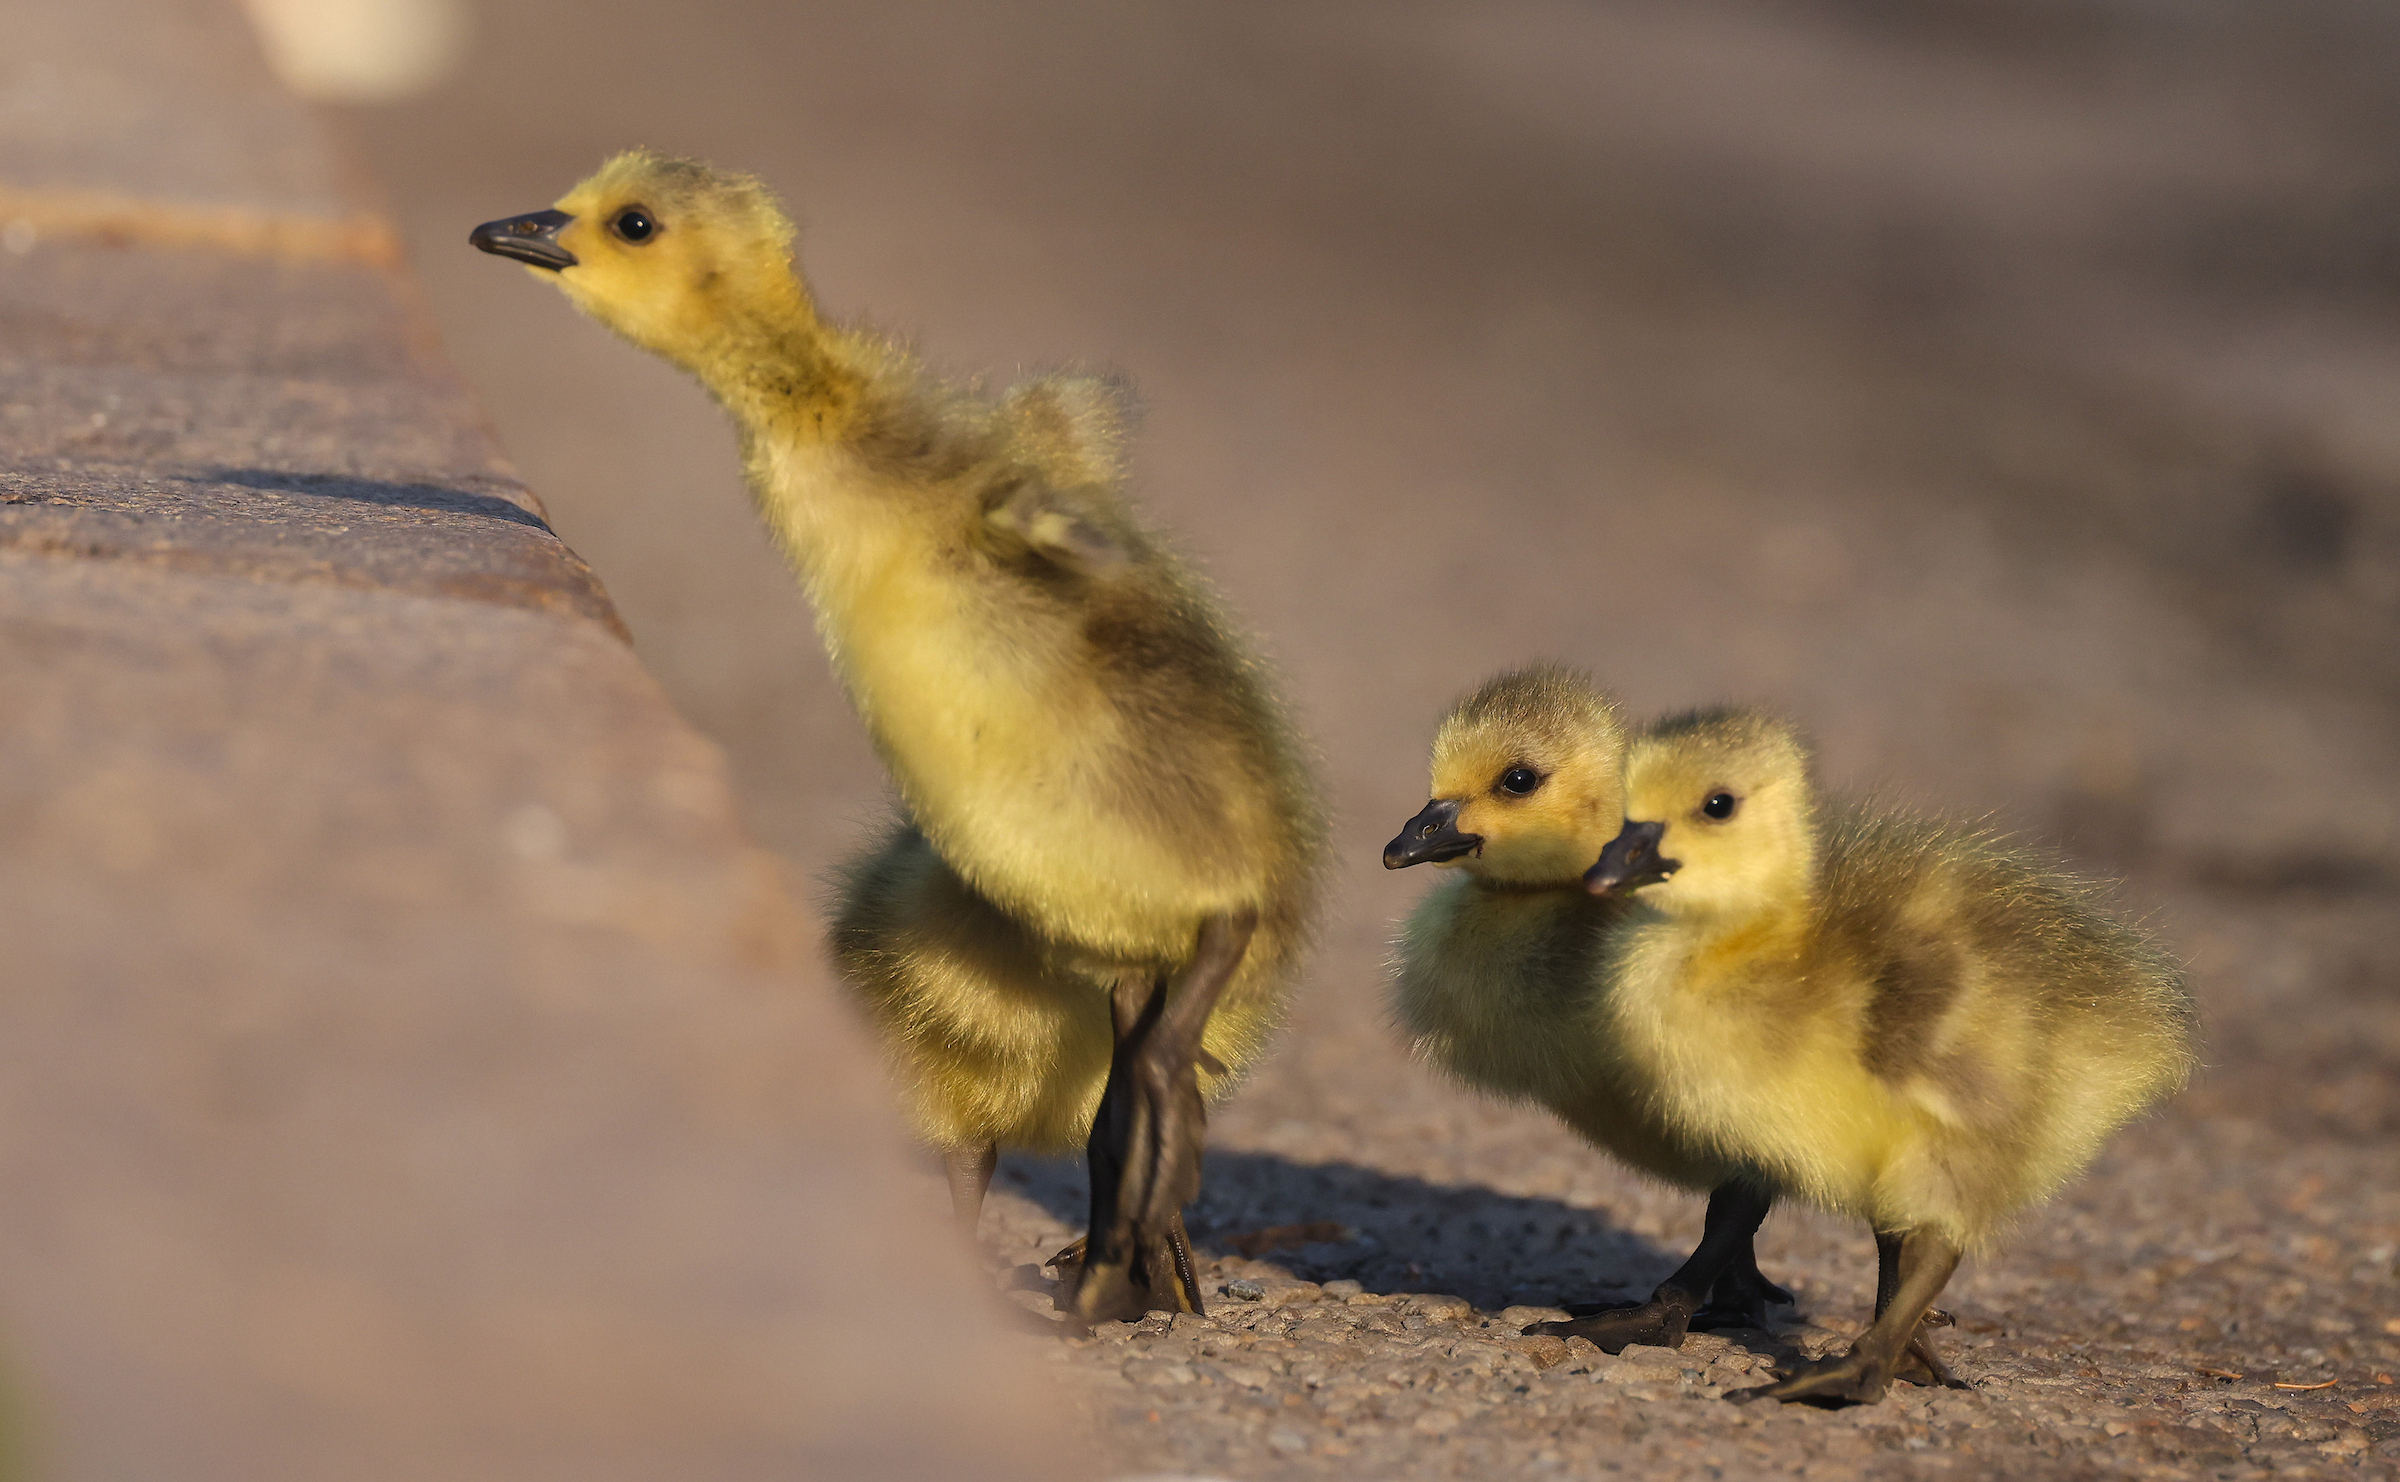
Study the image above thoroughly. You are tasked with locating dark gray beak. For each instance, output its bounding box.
[1586,819,1679,895]
[470,208,577,271]
[1384,798,1484,869]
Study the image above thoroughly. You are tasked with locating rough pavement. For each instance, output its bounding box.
[353,1,2400,1476]
[0,0,1076,1476]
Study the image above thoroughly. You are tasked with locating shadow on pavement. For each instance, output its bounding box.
[1000,1147,1690,1312]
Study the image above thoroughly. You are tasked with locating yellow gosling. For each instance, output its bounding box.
[471,153,1326,1324]
[1385,666,1795,1331]
[1541,708,2195,1404]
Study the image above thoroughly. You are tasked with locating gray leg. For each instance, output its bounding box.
[1068,910,1256,1326]
[1873,1229,1967,1388]
[944,1142,998,1235]
[1746,1226,1962,1405]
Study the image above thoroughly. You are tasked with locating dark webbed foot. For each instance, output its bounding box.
[1046,1235,1087,1272]
[1690,1253,1796,1332]
[1540,1182,1781,1351]
[1742,1349,1896,1406]
[1746,1322,1962,1402]
[1529,1288,1697,1351]
[1893,1329,1969,1389]
[1067,911,1255,1327]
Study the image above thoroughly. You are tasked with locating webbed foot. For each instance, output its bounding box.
[1740,1350,1894,1406]
[1528,1288,1695,1352]
[1893,1330,1969,1389]
[1690,1259,1795,1331]
[1561,1297,1642,1319]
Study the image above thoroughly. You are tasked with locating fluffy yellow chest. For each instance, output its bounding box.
[1606,917,1903,1210]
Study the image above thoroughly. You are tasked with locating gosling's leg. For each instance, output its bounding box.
[944,1141,998,1236]
[1069,910,1257,1326]
[1746,1225,1961,1405]
[1871,1229,1968,1389]
[1530,1181,1773,1352]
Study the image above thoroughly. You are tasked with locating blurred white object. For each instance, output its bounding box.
[240,0,468,103]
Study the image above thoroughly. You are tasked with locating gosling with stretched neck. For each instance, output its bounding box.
[1557,709,2195,1403]
[472,153,1327,1325]
[1384,666,1795,1334]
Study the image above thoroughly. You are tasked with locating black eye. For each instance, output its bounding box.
[1498,767,1542,797]
[612,208,656,243]
[1703,792,1739,820]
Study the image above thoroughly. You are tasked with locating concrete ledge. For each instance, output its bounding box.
[0,1,1076,1476]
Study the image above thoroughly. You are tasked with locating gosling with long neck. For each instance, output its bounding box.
[472,153,1327,1324]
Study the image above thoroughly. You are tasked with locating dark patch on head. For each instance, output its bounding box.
[1643,705,1800,756]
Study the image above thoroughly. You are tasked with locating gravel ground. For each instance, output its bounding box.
[965,891,2398,1480]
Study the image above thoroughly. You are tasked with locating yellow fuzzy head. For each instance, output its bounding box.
[474,150,809,369]
[1387,665,1626,887]
[1605,708,1816,917]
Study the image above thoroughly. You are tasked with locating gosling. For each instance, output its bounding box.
[1384,665,1794,1332]
[1548,708,2195,1403]
[472,153,1326,1325]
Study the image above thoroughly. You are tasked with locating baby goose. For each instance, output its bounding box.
[1556,708,2195,1403]
[472,153,1326,1325]
[1384,665,1795,1332]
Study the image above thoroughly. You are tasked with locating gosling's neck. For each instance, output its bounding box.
[1652,888,1811,970]
[1462,871,1588,900]
[678,268,871,447]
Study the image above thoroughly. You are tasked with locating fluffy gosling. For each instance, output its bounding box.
[1384,665,1794,1331]
[1551,708,2195,1403]
[472,153,1326,1325]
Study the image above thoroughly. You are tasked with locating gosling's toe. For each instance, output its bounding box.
[1742,1349,1895,1407]
[1529,1295,1692,1353]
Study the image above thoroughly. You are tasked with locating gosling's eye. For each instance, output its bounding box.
[1498,767,1542,797]
[612,208,657,243]
[1703,792,1739,820]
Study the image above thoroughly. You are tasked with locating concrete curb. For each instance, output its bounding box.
[0,1,1079,1476]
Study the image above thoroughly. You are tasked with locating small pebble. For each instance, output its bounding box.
[1615,1342,1686,1371]
[1266,1426,1311,1454]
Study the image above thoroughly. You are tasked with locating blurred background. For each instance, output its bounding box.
[269,0,2395,1385]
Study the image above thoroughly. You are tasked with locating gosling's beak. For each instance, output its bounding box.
[1586,819,1679,895]
[1384,798,1483,869]
[470,208,577,271]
